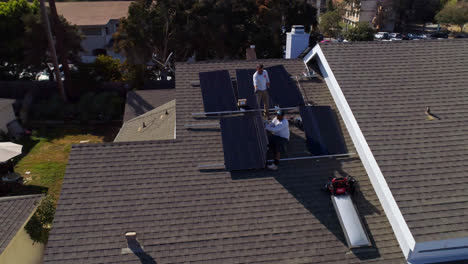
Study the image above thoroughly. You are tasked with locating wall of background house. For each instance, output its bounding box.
[0,214,44,264]
[79,20,124,62]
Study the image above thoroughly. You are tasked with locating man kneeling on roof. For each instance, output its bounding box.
[265,110,289,170]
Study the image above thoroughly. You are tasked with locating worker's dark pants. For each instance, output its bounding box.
[269,134,288,165]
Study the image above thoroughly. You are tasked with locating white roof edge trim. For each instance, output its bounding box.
[304,44,416,259]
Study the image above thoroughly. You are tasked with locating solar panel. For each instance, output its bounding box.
[199,70,237,112]
[300,106,347,155]
[220,113,268,171]
[235,69,259,109]
[266,65,304,107]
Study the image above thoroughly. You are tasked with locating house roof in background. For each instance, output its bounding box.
[123,89,175,122]
[114,99,175,142]
[54,1,132,26]
[319,39,468,242]
[43,59,403,263]
[0,194,43,254]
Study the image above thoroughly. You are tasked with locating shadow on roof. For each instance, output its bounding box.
[129,239,157,264]
[126,92,156,119]
[230,132,382,260]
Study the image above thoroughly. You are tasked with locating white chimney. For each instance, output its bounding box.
[285,25,309,59]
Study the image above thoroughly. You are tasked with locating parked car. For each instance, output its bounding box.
[429,32,448,39]
[375,32,389,40]
[389,33,401,39]
[406,33,425,40]
[454,33,468,38]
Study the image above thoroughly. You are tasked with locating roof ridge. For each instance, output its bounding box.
[0,194,44,202]
[320,38,468,46]
[70,139,178,149]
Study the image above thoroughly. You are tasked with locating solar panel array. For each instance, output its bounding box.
[299,106,347,155]
[198,66,314,170]
[266,65,304,107]
[199,70,237,112]
[235,66,304,110]
[235,69,259,109]
[219,113,268,171]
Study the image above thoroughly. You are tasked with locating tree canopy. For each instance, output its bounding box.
[344,22,375,41]
[0,0,82,80]
[436,1,468,31]
[114,0,317,65]
[318,10,343,38]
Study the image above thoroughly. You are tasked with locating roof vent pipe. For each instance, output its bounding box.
[122,232,144,254]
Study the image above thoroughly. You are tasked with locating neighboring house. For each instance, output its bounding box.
[0,99,17,134]
[43,59,405,263]
[0,194,44,264]
[304,39,468,263]
[55,1,132,63]
[336,0,395,31]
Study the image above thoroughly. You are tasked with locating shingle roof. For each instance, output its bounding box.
[123,89,176,122]
[0,194,43,254]
[114,99,175,142]
[319,39,468,242]
[55,1,132,26]
[44,59,404,263]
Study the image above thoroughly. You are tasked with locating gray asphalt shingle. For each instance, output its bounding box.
[44,59,404,263]
[319,39,468,242]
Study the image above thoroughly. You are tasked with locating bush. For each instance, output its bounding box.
[78,92,124,121]
[121,63,152,89]
[71,55,123,94]
[344,22,375,41]
[31,94,68,120]
[29,91,124,121]
[93,55,123,82]
[24,195,56,244]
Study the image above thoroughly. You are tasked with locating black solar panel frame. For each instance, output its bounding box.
[235,69,259,110]
[199,70,237,113]
[220,113,268,171]
[300,106,347,155]
[266,65,304,108]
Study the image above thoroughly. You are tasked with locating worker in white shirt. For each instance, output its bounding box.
[265,110,289,170]
[253,64,270,118]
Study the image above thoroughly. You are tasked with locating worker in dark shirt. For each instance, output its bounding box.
[265,110,289,170]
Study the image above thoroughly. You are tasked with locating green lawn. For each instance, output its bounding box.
[13,125,118,200]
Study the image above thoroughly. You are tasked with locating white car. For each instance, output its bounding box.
[374,32,389,39]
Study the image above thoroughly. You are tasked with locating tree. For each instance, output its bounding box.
[436,1,468,31]
[114,0,317,86]
[0,0,41,79]
[0,0,82,81]
[93,55,123,82]
[344,22,375,41]
[24,195,56,244]
[326,0,334,11]
[319,10,343,38]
